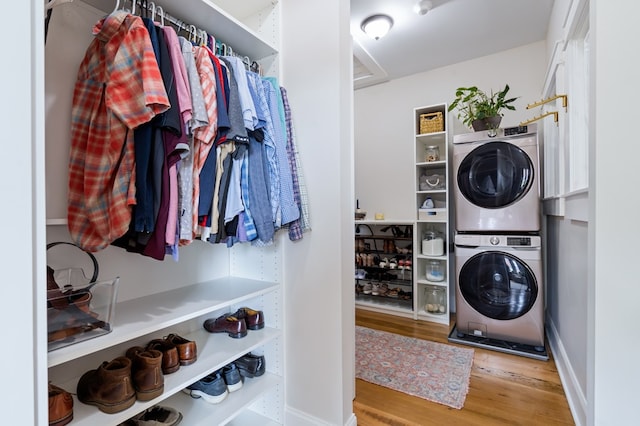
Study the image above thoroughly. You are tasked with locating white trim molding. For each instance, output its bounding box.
[546,314,586,426]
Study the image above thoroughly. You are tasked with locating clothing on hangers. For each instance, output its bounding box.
[67,5,310,259]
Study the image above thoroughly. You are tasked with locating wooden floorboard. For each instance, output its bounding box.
[354,308,575,426]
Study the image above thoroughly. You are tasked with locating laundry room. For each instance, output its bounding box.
[353,0,594,424]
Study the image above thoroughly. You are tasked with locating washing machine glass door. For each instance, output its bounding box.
[459,251,538,320]
[457,141,534,208]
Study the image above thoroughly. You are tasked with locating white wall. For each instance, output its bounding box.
[354,41,547,222]
[5,0,47,424]
[545,217,588,424]
[281,0,356,425]
[590,1,640,425]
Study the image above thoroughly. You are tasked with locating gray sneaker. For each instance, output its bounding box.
[183,372,228,404]
[222,363,243,392]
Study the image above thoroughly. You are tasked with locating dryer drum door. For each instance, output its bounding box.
[457,141,534,208]
[459,251,538,320]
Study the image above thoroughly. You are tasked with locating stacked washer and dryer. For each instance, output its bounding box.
[449,124,547,359]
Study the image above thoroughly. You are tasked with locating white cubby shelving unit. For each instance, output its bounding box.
[413,103,451,326]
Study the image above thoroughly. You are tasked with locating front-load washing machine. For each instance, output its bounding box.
[453,124,540,232]
[454,233,544,348]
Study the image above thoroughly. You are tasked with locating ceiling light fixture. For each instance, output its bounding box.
[361,14,394,40]
[414,0,433,15]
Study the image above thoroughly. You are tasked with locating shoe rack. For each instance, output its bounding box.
[413,103,451,326]
[45,0,284,425]
[354,221,415,318]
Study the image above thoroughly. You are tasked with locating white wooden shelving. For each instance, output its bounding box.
[45,0,286,424]
[413,104,452,326]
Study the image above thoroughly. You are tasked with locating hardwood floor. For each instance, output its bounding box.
[354,309,575,426]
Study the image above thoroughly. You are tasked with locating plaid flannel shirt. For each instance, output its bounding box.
[67,11,169,252]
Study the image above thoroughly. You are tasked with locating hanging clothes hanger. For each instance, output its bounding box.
[140,0,148,18]
[176,20,187,37]
[198,29,208,47]
[112,0,120,13]
[188,25,197,44]
[156,5,165,25]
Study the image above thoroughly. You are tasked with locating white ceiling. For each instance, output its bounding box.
[351,0,555,89]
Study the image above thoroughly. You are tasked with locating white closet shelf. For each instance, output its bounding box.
[58,327,281,426]
[48,277,279,367]
[417,309,450,325]
[416,160,447,167]
[416,131,447,139]
[151,0,278,59]
[169,372,282,425]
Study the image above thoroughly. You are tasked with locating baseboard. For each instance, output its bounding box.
[546,315,587,426]
[285,406,357,426]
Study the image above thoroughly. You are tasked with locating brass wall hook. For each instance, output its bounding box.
[520,111,559,126]
[526,94,568,111]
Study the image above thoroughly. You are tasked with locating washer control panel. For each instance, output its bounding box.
[506,237,532,246]
[504,125,529,136]
[455,234,541,248]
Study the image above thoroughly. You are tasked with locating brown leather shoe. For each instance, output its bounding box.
[49,383,73,426]
[233,307,265,330]
[146,339,180,374]
[127,348,164,401]
[165,333,197,366]
[203,314,247,338]
[76,356,136,414]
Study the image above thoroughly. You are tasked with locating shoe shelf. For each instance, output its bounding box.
[167,372,282,426]
[355,291,412,304]
[355,294,413,317]
[48,277,279,368]
[50,326,281,426]
[354,223,415,317]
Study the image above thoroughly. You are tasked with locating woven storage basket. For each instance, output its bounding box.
[419,112,444,134]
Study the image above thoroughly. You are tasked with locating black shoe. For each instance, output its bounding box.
[234,353,266,378]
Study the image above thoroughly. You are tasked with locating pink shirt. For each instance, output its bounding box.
[162,26,192,130]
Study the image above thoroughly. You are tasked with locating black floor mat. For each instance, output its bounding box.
[448,324,549,361]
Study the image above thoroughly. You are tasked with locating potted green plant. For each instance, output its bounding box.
[448,84,518,132]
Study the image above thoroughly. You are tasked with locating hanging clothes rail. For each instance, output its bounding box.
[126,0,260,72]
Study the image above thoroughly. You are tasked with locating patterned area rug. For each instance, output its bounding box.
[355,326,474,409]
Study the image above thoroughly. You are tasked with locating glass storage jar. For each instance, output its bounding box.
[425,145,440,162]
[421,231,444,256]
[426,260,445,282]
[424,285,446,314]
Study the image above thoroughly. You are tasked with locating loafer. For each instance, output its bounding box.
[203,314,247,338]
[233,307,265,330]
[183,371,228,404]
[165,333,197,366]
[234,353,266,378]
[146,339,180,375]
[49,383,73,426]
